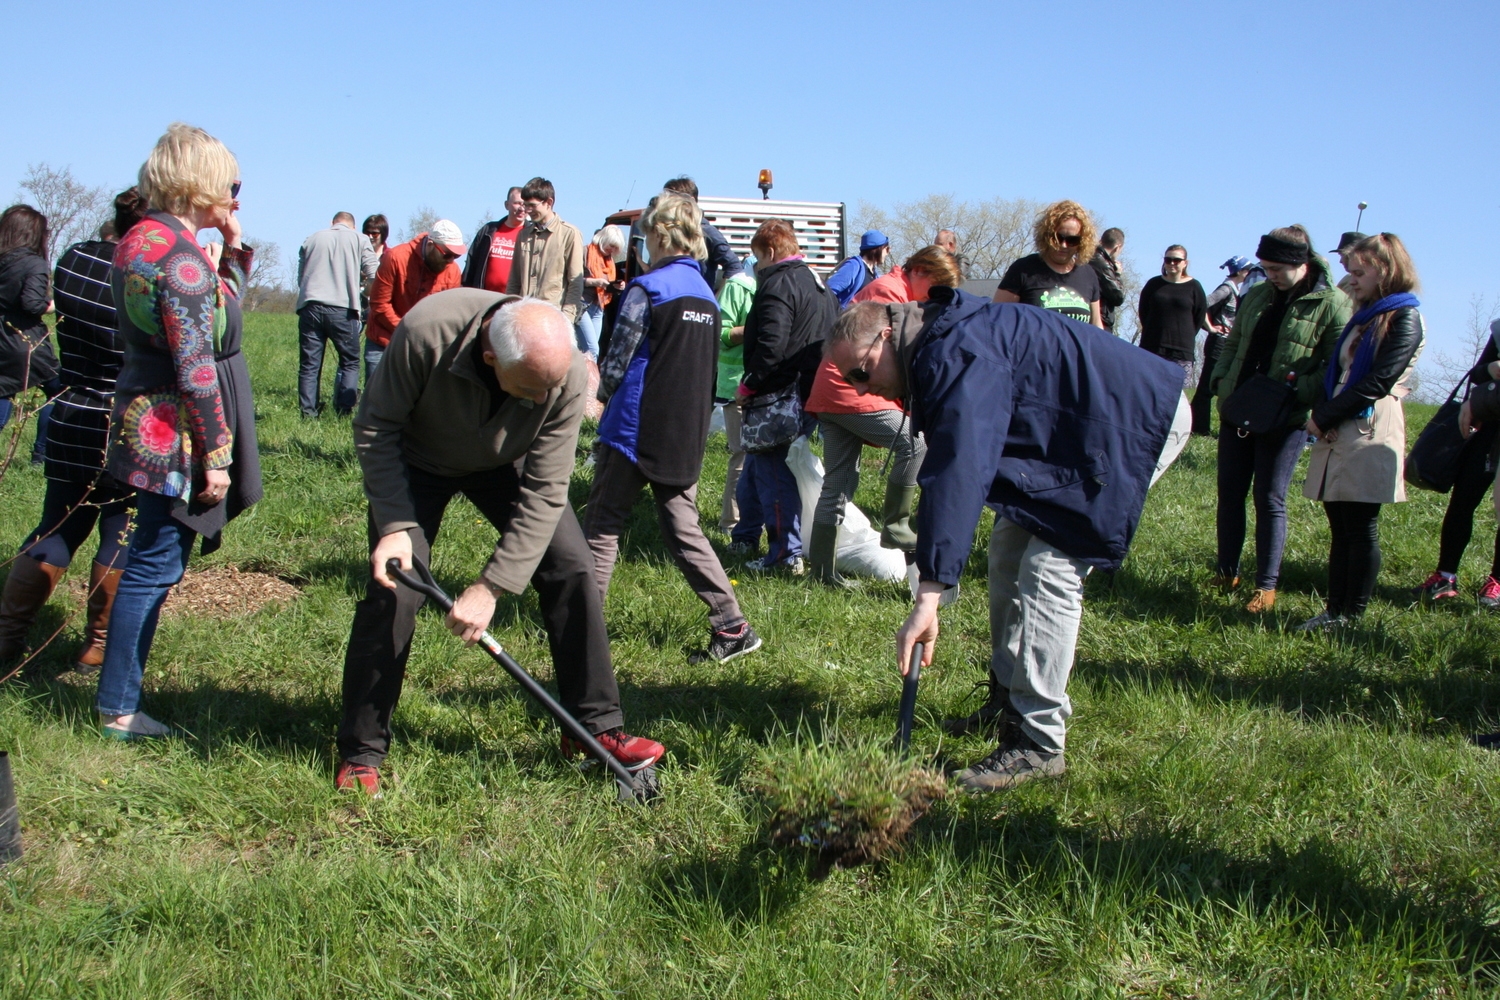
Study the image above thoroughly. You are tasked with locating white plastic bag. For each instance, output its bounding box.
[785,436,908,582]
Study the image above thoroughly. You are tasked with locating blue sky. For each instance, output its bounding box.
[4,0,1496,367]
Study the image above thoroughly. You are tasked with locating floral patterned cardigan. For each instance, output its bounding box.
[107,211,253,499]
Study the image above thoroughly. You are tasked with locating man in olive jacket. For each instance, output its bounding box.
[334,291,663,795]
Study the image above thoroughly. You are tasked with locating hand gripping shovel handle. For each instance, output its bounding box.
[385,558,647,800]
[895,642,923,752]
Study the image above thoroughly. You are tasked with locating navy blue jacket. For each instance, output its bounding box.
[907,289,1183,584]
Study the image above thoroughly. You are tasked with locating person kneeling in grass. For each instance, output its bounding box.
[824,295,1190,792]
[335,293,663,795]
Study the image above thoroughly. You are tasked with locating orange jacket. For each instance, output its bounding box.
[366,235,462,346]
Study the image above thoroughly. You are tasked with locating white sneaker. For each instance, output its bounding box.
[100,711,175,741]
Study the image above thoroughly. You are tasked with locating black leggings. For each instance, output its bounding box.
[1437,433,1500,577]
[20,478,135,569]
[1324,501,1381,618]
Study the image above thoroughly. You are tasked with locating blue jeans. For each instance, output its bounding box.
[298,304,362,415]
[574,303,603,359]
[1215,422,1305,590]
[738,446,803,565]
[96,492,195,716]
[0,398,11,431]
[363,341,384,387]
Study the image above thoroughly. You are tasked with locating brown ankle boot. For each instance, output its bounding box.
[74,562,122,672]
[0,557,66,662]
[1245,588,1276,613]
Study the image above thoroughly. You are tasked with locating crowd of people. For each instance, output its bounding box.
[0,121,1492,796]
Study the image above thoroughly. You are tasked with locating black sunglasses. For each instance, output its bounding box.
[230,180,241,199]
[843,331,886,384]
[1055,233,1081,248]
[1163,256,1185,264]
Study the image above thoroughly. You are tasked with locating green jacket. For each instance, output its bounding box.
[716,273,756,399]
[1210,256,1351,426]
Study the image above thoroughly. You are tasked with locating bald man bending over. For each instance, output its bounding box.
[335,292,664,795]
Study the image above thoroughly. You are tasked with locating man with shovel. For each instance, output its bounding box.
[335,292,664,795]
[824,294,1190,792]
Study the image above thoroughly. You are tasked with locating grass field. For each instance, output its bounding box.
[5,312,1500,998]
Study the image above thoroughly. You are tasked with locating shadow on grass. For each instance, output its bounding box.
[647,838,814,926]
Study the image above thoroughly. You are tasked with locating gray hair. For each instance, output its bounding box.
[486,297,573,367]
[594,225,625,255]
[824,301,891,354]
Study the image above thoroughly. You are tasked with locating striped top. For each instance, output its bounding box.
[44,239,124,482]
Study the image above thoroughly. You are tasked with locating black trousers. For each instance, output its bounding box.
[1190,334,1227,435]
[1437,429,1500,577]
[1324,500,1382,618]
[337,464,623,766]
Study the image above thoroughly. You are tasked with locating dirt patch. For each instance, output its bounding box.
[162,565,302,619]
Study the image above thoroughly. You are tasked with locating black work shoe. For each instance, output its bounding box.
[954,731,1065,793]
[941,679,1011,737]
[690,622,762,664]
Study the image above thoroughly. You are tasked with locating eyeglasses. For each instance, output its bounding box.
[230,181,241,199]
[1163,257,1185,264]
[843,331,886,384]
[1055,233,1081,248]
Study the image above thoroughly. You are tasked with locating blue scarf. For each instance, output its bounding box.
[1323,292,1420,401]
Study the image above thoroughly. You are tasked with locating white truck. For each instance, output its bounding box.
[605,196,848,279]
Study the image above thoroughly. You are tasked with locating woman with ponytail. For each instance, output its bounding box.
[1297,233,1424,630]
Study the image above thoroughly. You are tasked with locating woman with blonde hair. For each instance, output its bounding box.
[95,124,263,738]
[584,193,762,664]
[1297,233,1423,630]
[992,199,1104,328]
[801,245,962,585]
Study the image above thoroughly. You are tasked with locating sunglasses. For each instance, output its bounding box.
[230,180,241,199]
[1163,257,1185,264]
[843,331,887,384]
[1055,233,1081,248]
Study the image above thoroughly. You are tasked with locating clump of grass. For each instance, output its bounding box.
[747,737,947,877]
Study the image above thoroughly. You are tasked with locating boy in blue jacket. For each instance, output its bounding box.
[824,293,1190,790]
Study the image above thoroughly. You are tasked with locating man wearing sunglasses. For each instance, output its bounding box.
[826,294,1190,792]
[366,219,466,361]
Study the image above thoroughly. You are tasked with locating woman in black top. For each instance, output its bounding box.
[993,200,1104,328]
[0,205,59,432]
[0,190,147,672]
[1138,245,1207,385]
[1412,320,1500,606]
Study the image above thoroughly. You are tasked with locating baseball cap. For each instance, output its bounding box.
[1334,231,1367,253]
[428,219,467,255]
[1220,255,1252,272]
[859,230,890,251]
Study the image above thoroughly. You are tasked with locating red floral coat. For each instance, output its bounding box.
[107,211,252,498]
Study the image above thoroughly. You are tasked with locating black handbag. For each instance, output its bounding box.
[739,382,803,454]
[1405,381,1478,493]
[1220,372,1298,435]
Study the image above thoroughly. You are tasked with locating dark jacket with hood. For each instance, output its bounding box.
[1089,247,1126,332]
[893,288,1184,585]
[741,257,836,402]
[0,246,60,397]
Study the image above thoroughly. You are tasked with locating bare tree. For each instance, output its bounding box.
[1414,294,1498,402]
[398,206,440,244]
[14,163,110,261]
[240,237,296,313]
[850,193,1040,281]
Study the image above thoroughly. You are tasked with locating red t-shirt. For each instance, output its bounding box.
[482,221,524,292]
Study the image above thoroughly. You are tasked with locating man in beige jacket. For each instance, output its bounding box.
[334,291,663,795]
[506,176,586,323]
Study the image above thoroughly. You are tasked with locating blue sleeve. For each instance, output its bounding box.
[825,259,859,303]
[914,351,1012,587]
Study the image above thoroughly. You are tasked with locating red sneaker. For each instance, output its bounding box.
[561,728,664,773]
[1413,572,1459,601]
[1480,576,1500,610]
[335,761,381,796]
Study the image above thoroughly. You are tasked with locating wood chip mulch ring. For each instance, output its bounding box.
[161,565,303,619]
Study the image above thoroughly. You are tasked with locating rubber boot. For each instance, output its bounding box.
[0,751,20,865]
[0,557,65,663]
[879,484,919,551]
[807,523,855,588]
[74,562,122,673]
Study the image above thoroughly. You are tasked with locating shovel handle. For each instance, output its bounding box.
[384,557,650,801]
[895,642,923,751]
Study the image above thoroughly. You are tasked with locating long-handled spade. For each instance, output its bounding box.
[385,558,659,803]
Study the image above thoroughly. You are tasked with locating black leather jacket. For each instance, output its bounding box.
[1310,306,1423,430]
[1089,248,1125,332]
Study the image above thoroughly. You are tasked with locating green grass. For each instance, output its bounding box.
[5,312,1500,997]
